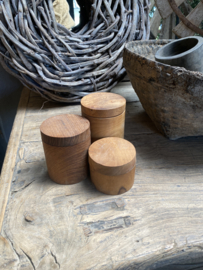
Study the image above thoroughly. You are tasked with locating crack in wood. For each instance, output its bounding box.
[11,178,37,195]
[52,194,77,206]
[3,232,20,268]
[50,250,60,269]
[79,198,126,215]
[82,216,133,237]
[21,248,36,270]
[4,87,203,269]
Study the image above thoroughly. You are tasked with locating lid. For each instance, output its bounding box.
[40,114,90,147]
[81,92,126,118]
[88,137,136,176]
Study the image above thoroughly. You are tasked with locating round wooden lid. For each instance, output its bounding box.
[40,114,90,147]
[88,137,136,176]
[81,92,126,118]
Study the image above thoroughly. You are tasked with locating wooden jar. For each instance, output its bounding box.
[81,92,126,142]
[40,114,91,185]
[88,137,136,195]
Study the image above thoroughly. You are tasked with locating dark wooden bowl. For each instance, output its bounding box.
[123,40,203,140]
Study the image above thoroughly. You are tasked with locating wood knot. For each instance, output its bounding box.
[118,187,127,195]
[24,213,35,223]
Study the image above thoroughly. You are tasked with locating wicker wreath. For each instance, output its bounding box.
[0,0,150,102]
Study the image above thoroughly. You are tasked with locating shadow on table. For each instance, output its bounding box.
[125,103,203,170]
[117,247,203,270]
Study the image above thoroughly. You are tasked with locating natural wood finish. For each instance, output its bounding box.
[0,87,29,233]
[40,114,91,184]
[81,92,126,118]
[155,0,184,19]
[81,92,126,142]
[89,137,136,176]
[150,0,155,9]
[124,40,203,140]
[168,0,203,36]
[180,1,192,16]
[89,137,136,195]
[43,138,91,185]
[155,0,203,38]
[150,8,162,39]
[90,166,136,195]
[160,12,176,39]
[173,1,203,37]
[82,111,125,142]
[150,1,176,39]
[2,82,203,269]
[40,114,90,147]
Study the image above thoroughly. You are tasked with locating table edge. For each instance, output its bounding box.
[0,87,30,232]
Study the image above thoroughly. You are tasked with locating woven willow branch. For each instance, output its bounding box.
[0,0,150,102]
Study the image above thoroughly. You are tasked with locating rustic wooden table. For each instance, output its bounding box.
[1,82,203,270]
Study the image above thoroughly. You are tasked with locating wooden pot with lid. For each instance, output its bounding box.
[88,137,136,195]
[81,92,126,142]
[40,114,91,185]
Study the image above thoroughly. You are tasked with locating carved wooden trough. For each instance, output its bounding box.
[124,40,203,140]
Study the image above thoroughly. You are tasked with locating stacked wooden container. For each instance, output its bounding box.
[40,92,136,195]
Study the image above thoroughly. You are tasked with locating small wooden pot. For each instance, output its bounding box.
[88,137,136,195]
[40,114,91,185]
[81,92,126,142]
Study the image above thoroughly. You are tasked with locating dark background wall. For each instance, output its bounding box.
[0,64,22,173]
[0,0,77,173]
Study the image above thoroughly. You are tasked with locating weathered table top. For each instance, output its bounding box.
[1,82,203,270]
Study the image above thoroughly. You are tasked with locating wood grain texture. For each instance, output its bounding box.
[40,114,90,147]
[82,92,126,142]
[155,0,184,19]
[81,92,126,118]
[88,137,136,176]
[43,137,91,185]
[2,82,203,269]
[0,87,30,233]
[173,1,203,37]
[89,137,136,195]
[124,40,203,140]
[89,166,136,195]
[150,0,155,9]
[40,114,91,185]
[167,0,203,37]
[160,12,176,39]
[150,8,162,39]
[82,111,125,142]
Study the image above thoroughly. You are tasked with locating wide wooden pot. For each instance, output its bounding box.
[40,114,91,185]
[123,40,203,140]
[81,92,126,142]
